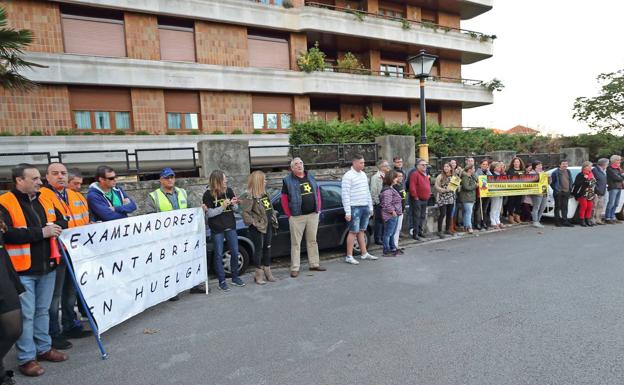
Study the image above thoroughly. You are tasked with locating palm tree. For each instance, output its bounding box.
[0,6,45,90]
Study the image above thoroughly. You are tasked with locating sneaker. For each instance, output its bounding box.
[532,222,544,228]
[218,281,230,291]
[382,251,396,257]
[51,336,72,350]
[345,256,360,265]
[360,253,378,260]
[231,277,246,287]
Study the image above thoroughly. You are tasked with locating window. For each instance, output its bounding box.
[248,32,290,70]
[61,5,126,57]
[252,113,292,130]
[74,111,91,129]
[280,113,291,129]
[69,87,132,131]
[253,113,265,130]
[252,95,293,130]
[380,64,406,78]
[321,185,343,210]
[164,91,201,131]
[158,17,195,62]
[115,112,131,129]
[378,8,404,18]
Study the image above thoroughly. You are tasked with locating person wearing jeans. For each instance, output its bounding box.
[392,172,407,251]
[529,161,547,228]
[370,160,389,245]
[605,155,624,223]
[380,171,403,256]
[550,160,574,227]
[459,165,477,234]
[592,158,609,225]
[204,170,245,291]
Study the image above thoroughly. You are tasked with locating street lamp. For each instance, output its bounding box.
[408,49,438,162]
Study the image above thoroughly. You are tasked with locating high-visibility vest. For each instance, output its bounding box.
[0,192,56,272]
[39,187,89,228]
[149,187,188,212]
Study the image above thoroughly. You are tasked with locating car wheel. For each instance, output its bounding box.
[616,210,624,221]
[220,244,250,277]
[347,231,370,255]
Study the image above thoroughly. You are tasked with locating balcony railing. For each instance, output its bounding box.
[322,66,485,87]
[304,1,496,42]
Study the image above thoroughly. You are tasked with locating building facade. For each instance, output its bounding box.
[0,0,494,135]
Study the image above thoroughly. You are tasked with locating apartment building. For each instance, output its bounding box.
[0,0,494,135]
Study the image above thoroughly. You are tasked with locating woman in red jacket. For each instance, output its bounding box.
[572,161,598,227]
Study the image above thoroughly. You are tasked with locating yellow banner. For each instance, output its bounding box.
[478,173,549,197]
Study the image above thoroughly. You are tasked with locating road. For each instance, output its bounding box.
[10,223,624,385]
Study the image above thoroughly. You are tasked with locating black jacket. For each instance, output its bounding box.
[572,173,596,200]
[0,189,67,276]
[606,165,624,190]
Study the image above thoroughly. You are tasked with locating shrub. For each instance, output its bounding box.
[55,129,75,136]
[282,0,293,8]
[29,130,43,136]
[135,130,150,135]
[166,130,177,135]
[253,129,263,135]
[113,129,126,135]
[0,131,13,136]
[231,129,243,135]
[82,131,95,135]
[336,52,366,74]
[211,130,224,135]
[297,42,326,73]
[187,130,201,135]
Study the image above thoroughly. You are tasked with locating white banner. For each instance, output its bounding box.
[59,208,207,335]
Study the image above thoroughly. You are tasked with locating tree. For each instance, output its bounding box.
[573,70,624,134]
[0,6,45,90]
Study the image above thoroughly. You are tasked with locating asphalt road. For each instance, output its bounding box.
[9,223,624,385]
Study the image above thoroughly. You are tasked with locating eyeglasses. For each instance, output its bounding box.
[105,176,116,181]
[162,175,175,180]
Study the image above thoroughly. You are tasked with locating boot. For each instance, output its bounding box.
[449,219,456,234]
[254,268,266,285]
[508,215,517,224]
[513,214,522,223]
[262,266,276,282]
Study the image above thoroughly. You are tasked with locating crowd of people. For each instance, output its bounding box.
[1,153,623,383]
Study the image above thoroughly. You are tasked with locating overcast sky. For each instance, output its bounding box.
[461,0,624,136]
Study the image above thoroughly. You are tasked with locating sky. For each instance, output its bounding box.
[461,0,624,136]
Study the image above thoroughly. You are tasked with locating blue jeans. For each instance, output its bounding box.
[348,206,370,233]
[383,216,398,253]
[17,271,56,364]
[212,228,240,283]
[606,189,621,220]
[462,202,475,229]
[49,263,80,337]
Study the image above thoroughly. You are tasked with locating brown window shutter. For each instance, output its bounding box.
[252,95,293,113]
[164,91,200,113]
[248,36,290,70]
[159,27,196,62]
[382,110,409,124]
[62,16,126,57]
[69,87,131,111]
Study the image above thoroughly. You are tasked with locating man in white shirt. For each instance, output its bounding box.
[341,154,377,265]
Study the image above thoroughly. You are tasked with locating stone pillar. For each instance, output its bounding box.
[561,147,589,166]
[198,140,250,193]
[375,135,416,170]
[486,151,516,166]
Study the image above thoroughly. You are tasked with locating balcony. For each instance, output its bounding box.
[56,0,493,64]
[23,52,493,107]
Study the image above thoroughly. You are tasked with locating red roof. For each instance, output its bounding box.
[506,125,540,135]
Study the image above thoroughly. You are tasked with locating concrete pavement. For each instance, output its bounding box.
[9,223,624,385]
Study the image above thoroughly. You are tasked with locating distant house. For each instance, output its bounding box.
[506,125,540,135]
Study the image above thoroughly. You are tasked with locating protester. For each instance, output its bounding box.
[409,159,431,241]
[459,165,477,234]
[474,159,491,230]
[66,169,83,193]
[572,161,598,227]
[0,217,24,385]
[550,160,574,227]
[392,157,406,180]
[240,171,278,285]
[40,163,91,350]
[592,158,609,225]
[434,163,455,238]
[281,158,326,277]
[528,161,547,228]
[605,155,623,224]
[370,160,390,245]
[506,157,526,224]
[449,159,462,232]
[379,171,403,256]
[342,154,377,264]
[392,172,407,252]
[489,161,506,229]
[86,166,137,222]
[204,170,245,291]
[0,164,68,377]
[145,168,193,299]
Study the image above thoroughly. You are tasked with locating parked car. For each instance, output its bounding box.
[542,167,624,219]
[207,180,372,276]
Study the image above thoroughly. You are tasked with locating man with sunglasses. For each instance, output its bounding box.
[86,165,136,222]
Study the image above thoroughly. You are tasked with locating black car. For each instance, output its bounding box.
[207,180,372,276]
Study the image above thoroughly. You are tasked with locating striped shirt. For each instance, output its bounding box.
[341,167,373,216]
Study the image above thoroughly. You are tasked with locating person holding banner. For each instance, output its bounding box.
[87,166,137,222]
[0,218,24,385]
[40,163,91,351]
[459,165,478,234]
[240,171,279,285]
[434,163,456,238]
[572,161,598,227]
[474,159,492,230]
[0,164,69,377]
[550,160,574,227]
[204,170,245,291]
[506,157,526,224]
[66,169,84,193]
[489,162,506,229]
[529,161,548,228]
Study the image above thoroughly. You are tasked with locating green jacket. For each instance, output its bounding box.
[459,172,478,203]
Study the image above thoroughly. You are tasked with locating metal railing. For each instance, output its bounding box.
[322,66,485,86]
[304,1,495,41]
[249,143,379,170]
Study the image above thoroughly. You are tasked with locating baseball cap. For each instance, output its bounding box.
[160,168,175,178]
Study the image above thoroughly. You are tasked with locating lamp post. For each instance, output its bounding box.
[408,49,438,162]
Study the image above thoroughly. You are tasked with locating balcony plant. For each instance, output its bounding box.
[336,52,366,75]
[483,78,505,92]
[297,42,326,73]
[282,0,294,8]
[400,18,411,30]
